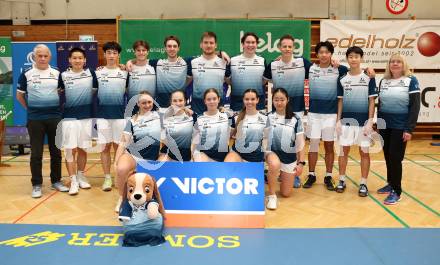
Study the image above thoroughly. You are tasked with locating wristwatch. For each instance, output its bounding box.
[297,161,306,166]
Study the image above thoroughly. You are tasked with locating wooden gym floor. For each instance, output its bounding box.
[0,140,439,228]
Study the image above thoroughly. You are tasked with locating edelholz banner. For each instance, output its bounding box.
[321,20,440,69]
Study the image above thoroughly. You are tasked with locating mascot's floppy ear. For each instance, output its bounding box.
[124,171,136,200]
[152,177,166,218]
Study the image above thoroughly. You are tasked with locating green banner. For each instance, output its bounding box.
[0,37,13,125]
[119,19,310,63]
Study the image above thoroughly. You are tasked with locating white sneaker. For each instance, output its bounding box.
[77,175,91,189]
[266,195,278,210]
[32,185,42,198]
[114,196,122,213]
[102,177,112,191]
[69,176,79,195]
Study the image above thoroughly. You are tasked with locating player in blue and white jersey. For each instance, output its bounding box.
[159,90,196,162]
[304,41,349,190]
[192,88,231,162]
[264,34,312,117]
[95,41,129,192]
[225,89,270,162]
[377,54,420,205]
[155,36,192,108]
[263,34,312,188]
[16,44,69,198]
[58,47,98,195]
[187,31,231,115]
[114,91,161,212]
[335,46,377,197]
[127,40,156,101]
[265,88,306,210]
[228,32,267,111]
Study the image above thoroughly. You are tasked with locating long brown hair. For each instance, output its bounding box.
[235,88,259,128]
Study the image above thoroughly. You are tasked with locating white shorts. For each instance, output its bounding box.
[281,161,297,174]
[61,119,93,149]
[97,118,127,144]
[306,112,337,141]
[339,125,371,148]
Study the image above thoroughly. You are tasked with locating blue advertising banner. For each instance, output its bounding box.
[56,41,98,73]
[12,42,57,126]
[136,162,265,212]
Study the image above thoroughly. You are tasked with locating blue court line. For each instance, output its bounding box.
[348,155,440,218]
[319,154,410,228]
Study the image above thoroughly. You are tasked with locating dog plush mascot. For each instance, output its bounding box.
[119,172,165,247]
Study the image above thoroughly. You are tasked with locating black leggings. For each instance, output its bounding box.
[380,128,407,196]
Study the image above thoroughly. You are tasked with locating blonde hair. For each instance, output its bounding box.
[134,90,154,122]
[383,54,412,79]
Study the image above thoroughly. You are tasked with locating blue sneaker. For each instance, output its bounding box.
[377,184,392,194]
[293,176,301,188]
[384,190,401,205]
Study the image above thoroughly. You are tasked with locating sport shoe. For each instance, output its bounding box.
[336,180,346,193]
[324,176,336,191]
[303,174,316,189]
[78,175,91,189]
[293,176,301,188]
[377,184,392,194]
[118,199,132,222]
[358,184,369,197]
[266,195,278,210]
[115,196,122,213]
[32,185,42,198]
[102,177,112,191]
[51,181,69,192]
[69,176,79,195]
[384,190,401,205]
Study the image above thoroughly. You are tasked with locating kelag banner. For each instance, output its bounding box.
[118,19,311,63]
[12,42,57,126]
[136,162,265,228]
[0,37,13,125]
[321,20,440,69]
[56,41,99,72]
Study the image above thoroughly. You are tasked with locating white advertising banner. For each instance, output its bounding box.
[321,20,440,69]
[375,73,440,123]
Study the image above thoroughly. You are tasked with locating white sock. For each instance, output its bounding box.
[77,170,85,177]
[309,172,315,176]
[360,178,367,185]
[326,172,332,177]
[70,175,77,183]
[105,174,112,179]
[339,175,346,182]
